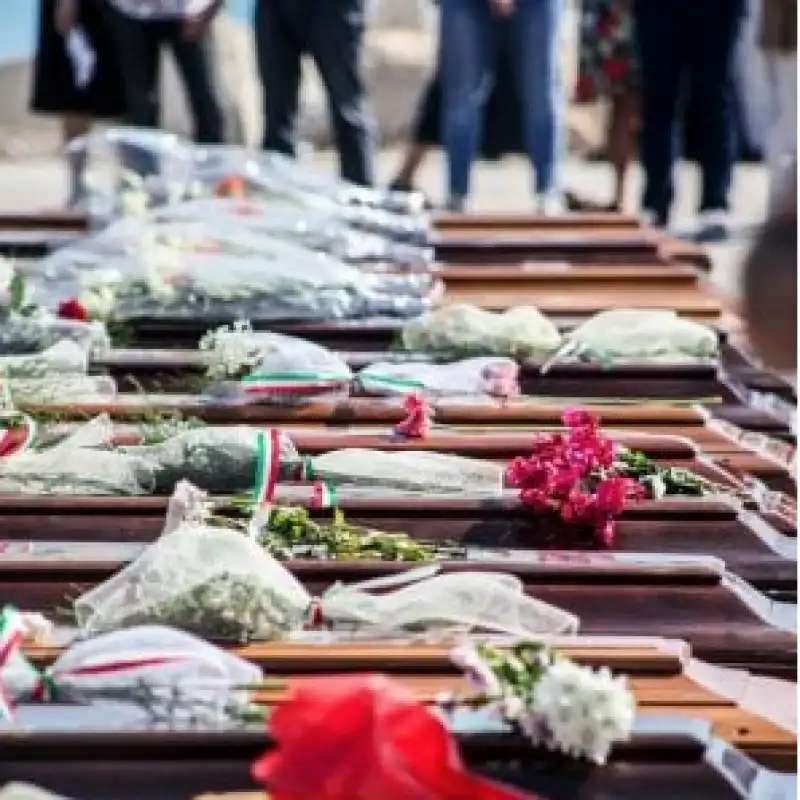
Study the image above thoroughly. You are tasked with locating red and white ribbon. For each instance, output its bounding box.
[0,415,36,458]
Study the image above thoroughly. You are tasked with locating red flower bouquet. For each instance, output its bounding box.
[506,408,644,546]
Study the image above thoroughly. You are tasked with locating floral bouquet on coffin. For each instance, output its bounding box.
[73,482,579,644]
[254,662,635,800]
[0,615,264,727]
[505,408,722,548]
[0,269,109,357]
[400,305,562,362]
[143,198,435,271]
[542,309,719,370]
[356,357,520,400]
[449,640,636,765]
[199,322,353,406]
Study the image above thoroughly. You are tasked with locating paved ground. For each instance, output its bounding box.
[0,149,768,299]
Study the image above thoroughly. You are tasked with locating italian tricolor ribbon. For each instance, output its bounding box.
[0,414,36,458]
[253,428,282,509]
[357,373,425,395]
[241,371,351,396]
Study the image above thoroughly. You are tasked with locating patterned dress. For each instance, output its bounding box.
[575,0,639,103]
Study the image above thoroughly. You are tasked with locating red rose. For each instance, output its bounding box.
[57,298,88,322]
[603,58,630,82]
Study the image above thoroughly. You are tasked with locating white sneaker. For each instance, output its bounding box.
[695,210,731,242]
[537,191,566,217]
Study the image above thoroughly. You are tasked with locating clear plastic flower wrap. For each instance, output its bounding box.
[73,515,313,642]
[199,323,353,405]
[321,571,579,637]
[120,426,298,495]
[0,312,109,356]
[145,199,436,271]
[74,232,434,322]
[259,150,429,218]
[400,305,562,361]
[298,449,505,494]
[2,624,263,724]
[3,374,116,406]
[0,340,89,378]
[74,126,196,222]
[562,309,719,365]
[73,483,578,642]
[0,415,155,496]
[357,357,519,398]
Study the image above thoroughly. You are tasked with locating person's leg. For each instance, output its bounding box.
[253,0,303,156]
[607,90,639,211]
[438,0,493,209]
[107,10,160,130]
[165,21,225,144]
[507,0,565,209]
[391,74,440,189]
[686,0,746,218]
[632,0,684,226]
[306,0,376,186]
[62,113,92,206]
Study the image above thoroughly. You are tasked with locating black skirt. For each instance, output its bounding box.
[30,0,125,117]
[412,47,525,161]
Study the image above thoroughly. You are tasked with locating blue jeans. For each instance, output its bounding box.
[439,0,564,201]
[634,0,746,224]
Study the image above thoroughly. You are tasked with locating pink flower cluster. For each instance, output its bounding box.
[506,408,645,546]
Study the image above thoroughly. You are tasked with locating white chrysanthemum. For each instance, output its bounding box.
[530,659,635,764]
[199,320,261,380]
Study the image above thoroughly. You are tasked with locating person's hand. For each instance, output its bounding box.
[489,0,515,17]
[182,0,221,40]
[54,0,78,36]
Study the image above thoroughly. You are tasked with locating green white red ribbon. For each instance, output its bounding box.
[311,481,336,509]
[357,372,425,395]
[0,605,227,720]
[0,415,36,458]
[0,607,27,720]
[241,371,351,397]
[253,429,282,509]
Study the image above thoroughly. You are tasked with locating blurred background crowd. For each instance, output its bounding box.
[14,0,799,237]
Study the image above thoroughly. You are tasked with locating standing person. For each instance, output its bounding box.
[571,0,639,212]
[439,0,565,214]
[30,0,126,208]
[633,0,746,239]
[758,0,797,213]
[389,22,525,194]
[253,0,376,187]
[105,0,225,145]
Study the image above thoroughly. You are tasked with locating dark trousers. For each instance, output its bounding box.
[634,0,746,224]
[108,11,225,145]
[254,0,376,187]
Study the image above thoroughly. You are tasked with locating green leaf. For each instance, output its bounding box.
[9,274,25,311]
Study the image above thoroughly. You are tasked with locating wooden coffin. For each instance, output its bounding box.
[98,348,743,403]
[0,712,790,799]
[6,557,795,677]
[14,640,799,771]
[0,499,793,589]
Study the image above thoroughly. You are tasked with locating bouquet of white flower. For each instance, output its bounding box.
[561,309,719,366]
[450,640,636,765]
[401,305,562,362]
[199,322,353,405]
